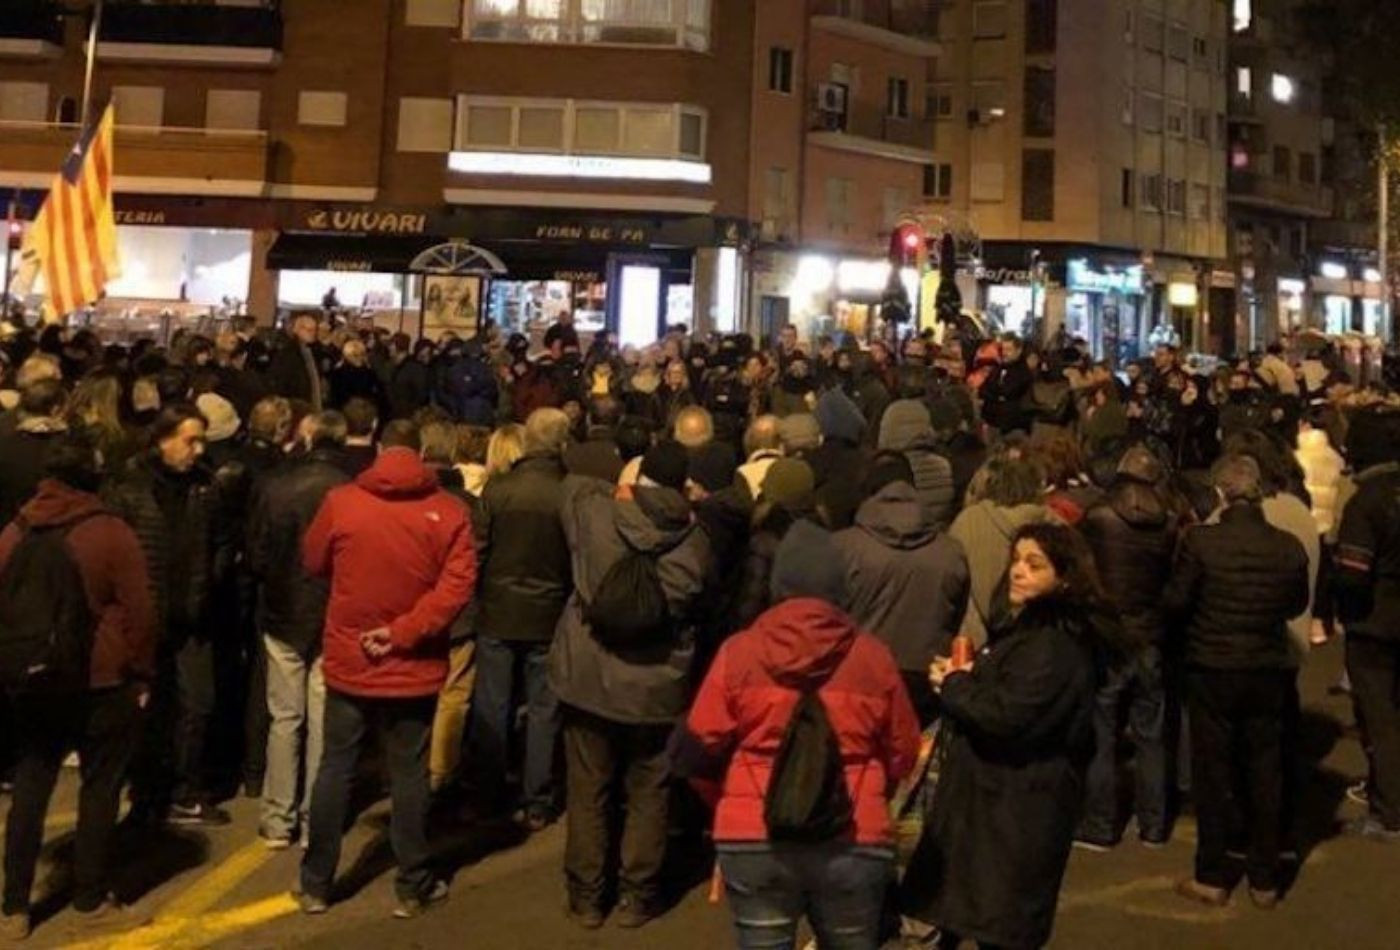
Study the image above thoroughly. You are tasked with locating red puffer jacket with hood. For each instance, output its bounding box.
[303,447,476,699]
[685,597,921,846]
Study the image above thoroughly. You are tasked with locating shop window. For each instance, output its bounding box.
[924,163,953,199]
[1165,100,1186,138]
[206,90,261,132]
[1024,67,1055,137]
[1025,0,1057,54]
[1299,151,1317,184]
[397,97,454,152]
[825,176,853,231]
[407,0,460,27]
[0,82,48,123]
[1021,148,1055,222]
[465,0,712,52]
[1139,93,1163,133]
[456,96,706,162]
[926,84,953,120]
[769,47,794,94]
[1167,23,1188,62]
[1141,14,1163,53]
[972,1,1007,38]
[297,90,346,128]
[1273,145,1291,180]
[1192,108,1211,144]
[1121,168,1134,208]
[1189,183,1210,219]
[887,77,910,119]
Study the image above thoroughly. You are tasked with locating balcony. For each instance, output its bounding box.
[0,121,269,197]
[809,113,934,165]
[811,0,940,57]
[92,1,282,68]
[0,2,64,58]
[1228,169,1332,218]
[1311,217,1377,252]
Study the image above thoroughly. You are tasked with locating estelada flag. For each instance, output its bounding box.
[12,103,120,324]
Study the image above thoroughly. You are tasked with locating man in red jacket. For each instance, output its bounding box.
[297,421,476,919]
[0,435,154,941]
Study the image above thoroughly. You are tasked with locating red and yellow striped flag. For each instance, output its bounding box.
[14,103,120,324]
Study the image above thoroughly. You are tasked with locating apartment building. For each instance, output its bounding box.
[0,0,760,343]
[927,0,1230,361]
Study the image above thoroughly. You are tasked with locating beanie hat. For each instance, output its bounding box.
[814,388,867,445]
[862,450,915,498]
[777,413,822,453]
[770,519,847,607]
[877,398,934,452]
[761,457,815,505]
[195,392,240,443]
[687,441,738,492]
[639,440,689,491]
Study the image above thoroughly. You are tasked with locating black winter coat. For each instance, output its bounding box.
[388,359,432,420]
[903,597,1097,949]
[0,425,66,528]
[246,448,350,654]
[475,454,572,643]
[1163,503,1310,670]
[267,338,320,406]
[1080,483,1179,647]
[1335,463,1400,642]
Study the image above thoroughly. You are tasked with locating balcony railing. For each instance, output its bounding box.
[1228,169,1332,217]
[811,0,938,38]
[94,1,282,64]
[0,2,64,47]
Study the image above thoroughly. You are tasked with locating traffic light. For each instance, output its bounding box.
[889,222,924,269]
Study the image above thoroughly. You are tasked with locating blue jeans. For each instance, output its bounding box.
[466,637,560,813]
[717,845,892,950]
[1081,644,1169,843]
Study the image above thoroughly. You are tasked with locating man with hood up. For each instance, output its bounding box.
[1077,445,1180,848]
[878,377,956,528]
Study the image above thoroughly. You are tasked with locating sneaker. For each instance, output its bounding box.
[567,900,606,930]
[260,833,292,851]
[0,911,30,941]
[1348,816,1400,843]
[295,891,329,915]
[1072,837,1114,853]
[1249,888,1280,910]
[168,802,232,827]
[613,895,657,929]
[1347,781,1371,807]
[392,880,448,920]
[1174,878,1230,907]
[1139,835,1169,850]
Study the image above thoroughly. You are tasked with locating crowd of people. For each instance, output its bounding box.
[0,309,1396,948]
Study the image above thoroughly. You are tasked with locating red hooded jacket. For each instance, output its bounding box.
[303,448,476,699]
[0,480,155,689]
[686,597,920,846]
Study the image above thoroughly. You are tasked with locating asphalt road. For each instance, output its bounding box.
[5,636,1395,950]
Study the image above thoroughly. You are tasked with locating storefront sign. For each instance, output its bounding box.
[324,260,374,272]
[1168,282,1199,307]
[305,209,428,235]
[115,209,167,226]
[963,266,1036,284]
[552,270,603,283]
[1066,259,1145,295]
[533,224,646,244]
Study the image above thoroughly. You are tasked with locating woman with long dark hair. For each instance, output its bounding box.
[903,523,1122,949]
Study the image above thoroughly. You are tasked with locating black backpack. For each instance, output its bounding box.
[0,517,96,694]
[764,689,855,843]
[584,539,672,650]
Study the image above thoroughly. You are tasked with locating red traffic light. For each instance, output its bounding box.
[889,223,925,266]
[902,229,921,251]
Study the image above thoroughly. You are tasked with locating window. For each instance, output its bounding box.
[1299,152,1317,185]
[1271,73,1296,104]
[1190,183,1211,220]
[113,86,164,128]
[1165,100,1186,138]
[1121,86,1133,125]
[1121,168,1134,208]
[1166,179,1186,215]
[1236,67,1252,100]
[973,1,1007,38]
[1167,23,1188,62]
[298,90,347,127]
[455,97,706,160]
[926,84,953,119]
[1192,108,1211,144]
[1139,93,1163,132]
[971,80,1006,117]
[769,47,793,94]
[1192,36,1209,69]
[0,82,48,123]
[1273,145,1291,180]
[397,97,454,152]
[406,0,460,27]
[1021,148,1054,221]
[465,0,711,52]
[1142,14,1163,53]
[825,177,853,231]
[1233,0,1252,32]
[924,163,953,199]
[887,78,910,119]
[1024,67,1055,137]
[762,167,792,238]
[1025,0,1057,53]
[205,90,261,132]
[1141,173,1163,210]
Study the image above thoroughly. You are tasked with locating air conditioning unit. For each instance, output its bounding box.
[815,83,848,116]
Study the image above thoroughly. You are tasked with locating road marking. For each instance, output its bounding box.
[164,893,300,949]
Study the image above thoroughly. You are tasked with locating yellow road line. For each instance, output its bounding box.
[166,892,300,949]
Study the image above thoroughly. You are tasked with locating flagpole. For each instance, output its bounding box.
[80,0,104,129]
